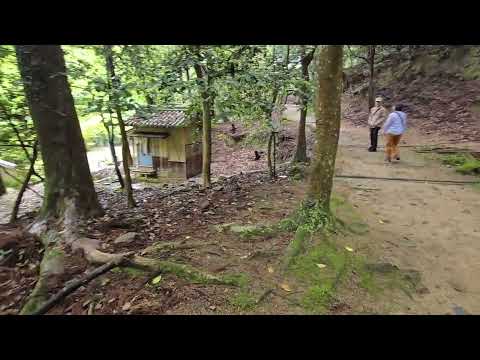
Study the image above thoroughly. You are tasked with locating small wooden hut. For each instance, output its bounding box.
[126,108,202,180]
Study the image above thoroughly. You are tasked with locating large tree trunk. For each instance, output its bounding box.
[193,62,212,188]
[367,45,376,110]
[10,141,39,222]
[308,45,343,211]
[104,45,136,207]
[293,46,315,163]
[15,45,103,219]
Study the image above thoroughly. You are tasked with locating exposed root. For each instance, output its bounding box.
[30,258,124,315]
[140,240,214,256]
[20,230,65,315]
[20,197,240,314]
[281,227,310,271]
[125,255,242,286]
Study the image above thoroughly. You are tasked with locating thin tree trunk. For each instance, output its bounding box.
[0,172,5,196]
[185,67,192,97]
[367,45,376,110]
[10,141,39,223]
[15,45,103,219]
[108,138,124,188]
[308,45,343,211]
[193,62,212,188]
[100,112,124,188]
[104,45,135,207]
[293,106,308,163]
[273,132,277,178]
[283,45,290,105]
[267,132,274,178]
[5,117,43,182]
[293,45,315,163]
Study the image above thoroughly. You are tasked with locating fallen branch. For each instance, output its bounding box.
[256,288,274,305]
[30,258,124,315]
[125,255,241,286]
[20,202,240,315]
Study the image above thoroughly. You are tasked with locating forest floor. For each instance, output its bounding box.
[1,106,480,315]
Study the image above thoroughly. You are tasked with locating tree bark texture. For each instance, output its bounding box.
[15,45,103,219]
[0,172,5,196]
[193,62,212,188]
[104,45,136,207]
[367,45,376,110]
[308,45,343,211]
[101,111,124,188]
[293,46,316,163]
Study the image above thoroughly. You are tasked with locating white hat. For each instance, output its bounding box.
[375,97,383,102]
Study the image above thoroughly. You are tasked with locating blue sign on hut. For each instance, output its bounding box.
[126,108,202,180]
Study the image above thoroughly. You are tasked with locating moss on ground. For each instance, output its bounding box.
[288,236,353,313]
[440,153,480,175]
[282,194,423,313]
[228,290,257,311]
[112,267,147,277]
[221,273,249,288]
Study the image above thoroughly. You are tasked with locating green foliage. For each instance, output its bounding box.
[229,290,257,311]
[287,200,336,234]
[441,153,480,175]
[0,168,26,189]
[222,273,249,288]
[0,45,42,181]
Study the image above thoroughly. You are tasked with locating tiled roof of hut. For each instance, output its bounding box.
[125,108,189,128]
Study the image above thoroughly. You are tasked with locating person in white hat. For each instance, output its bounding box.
[367,96,389,152]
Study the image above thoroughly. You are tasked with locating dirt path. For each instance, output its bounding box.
[285,105,480,314]
[3,106,479,315]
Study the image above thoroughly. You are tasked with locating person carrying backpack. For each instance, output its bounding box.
[383,104,407,162]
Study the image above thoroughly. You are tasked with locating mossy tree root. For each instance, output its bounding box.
[281,226,310,271]
[125,255,243,286]
[21,241,240,315]
[20,231,65,315]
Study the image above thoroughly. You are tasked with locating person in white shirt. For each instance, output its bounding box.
[367,96,389,152]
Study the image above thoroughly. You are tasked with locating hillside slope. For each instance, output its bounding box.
[343,46,480,143]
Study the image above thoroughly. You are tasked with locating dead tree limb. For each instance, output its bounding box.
[30,258,123,315]
[10,141,39,223]
[2,168,43,198]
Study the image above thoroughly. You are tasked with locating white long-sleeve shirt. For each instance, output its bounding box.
[383,111,407,135]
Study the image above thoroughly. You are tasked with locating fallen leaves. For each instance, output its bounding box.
[279,283,292,292]
[267,266,274,274]
[151,275,162,285]
[316,263,327,269]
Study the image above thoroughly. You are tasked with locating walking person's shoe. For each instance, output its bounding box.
[396,157,400,161]
[368,147,376,152]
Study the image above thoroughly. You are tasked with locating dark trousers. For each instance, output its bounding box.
[369,127,381,151]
